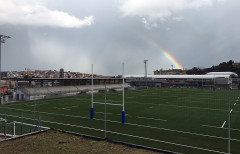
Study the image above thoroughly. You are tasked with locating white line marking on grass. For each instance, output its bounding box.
[95,112,112,115]
[126,102,232,112]
[65,106,78,109]
[221,121,226,128]
[202,125,240,132]
[0,107,90,119]
[42,120,104,132]
[35,103,52,106]
[0,113,104,132]
[137,116,167,122]
[1,111,240,143]
[107,131,228,154]
[100,119,240,142]
[25,104,35,107]
[55,107,71,111]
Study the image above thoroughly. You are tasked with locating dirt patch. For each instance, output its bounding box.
[0,130,160,154]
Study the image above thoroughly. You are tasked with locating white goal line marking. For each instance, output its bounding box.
[137,116,167,122]
[221,121,226,128]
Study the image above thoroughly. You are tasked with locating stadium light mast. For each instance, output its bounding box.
[171,65,173,70]
[144,60,148,78]
[144,60,148,88]
[0,35,11,104]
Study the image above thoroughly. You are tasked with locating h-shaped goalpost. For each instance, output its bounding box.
[90,63,125,123]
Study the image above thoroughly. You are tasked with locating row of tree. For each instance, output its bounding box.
[186,60,240,76]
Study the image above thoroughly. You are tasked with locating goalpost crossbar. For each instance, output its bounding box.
[93,102,122,106]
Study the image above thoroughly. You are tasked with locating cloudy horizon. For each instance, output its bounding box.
[1,0,239,75]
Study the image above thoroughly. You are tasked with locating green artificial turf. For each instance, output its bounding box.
[0,88,239,154]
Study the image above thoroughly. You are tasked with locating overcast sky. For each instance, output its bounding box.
[0,0,239,75]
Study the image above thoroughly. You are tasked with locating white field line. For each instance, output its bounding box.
[95,112,112,115]
[25,104,35,107]
[15,110,235,153]
[107,131,228,154]
[137,116,167,122]
[42,120,104,132]
[125,101,232,112]
[34,102,54,106]
[0,118,6,122]
[202,125,240,132]
[65,106,78,109]
[221,121,226,128]
[0,107,90,119]
[97,119,240,142]
[96,99,121,103]
[93,102,122,106]
[2,107,240,142]
[0,113,104,132]
[55,107,71,111]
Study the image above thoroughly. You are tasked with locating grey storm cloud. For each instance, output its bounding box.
[0,0,240,75]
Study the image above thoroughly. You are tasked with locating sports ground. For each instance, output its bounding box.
[0,88,239,154]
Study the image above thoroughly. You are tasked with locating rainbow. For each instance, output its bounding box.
[149,40,183,70]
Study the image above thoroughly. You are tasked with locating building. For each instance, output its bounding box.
[126,72,238,89]
[60,68,64,78]
[154,69,186,75]
[16,84,130,101]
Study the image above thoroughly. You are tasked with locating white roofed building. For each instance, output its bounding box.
[125,73,237,89]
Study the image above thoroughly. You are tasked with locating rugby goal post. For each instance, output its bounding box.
[90,63,125,123]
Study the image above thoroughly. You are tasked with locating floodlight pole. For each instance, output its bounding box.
[122,62,125,123]
[0,35,11,104]
[90,64,94,119]
[144,60,148,88]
